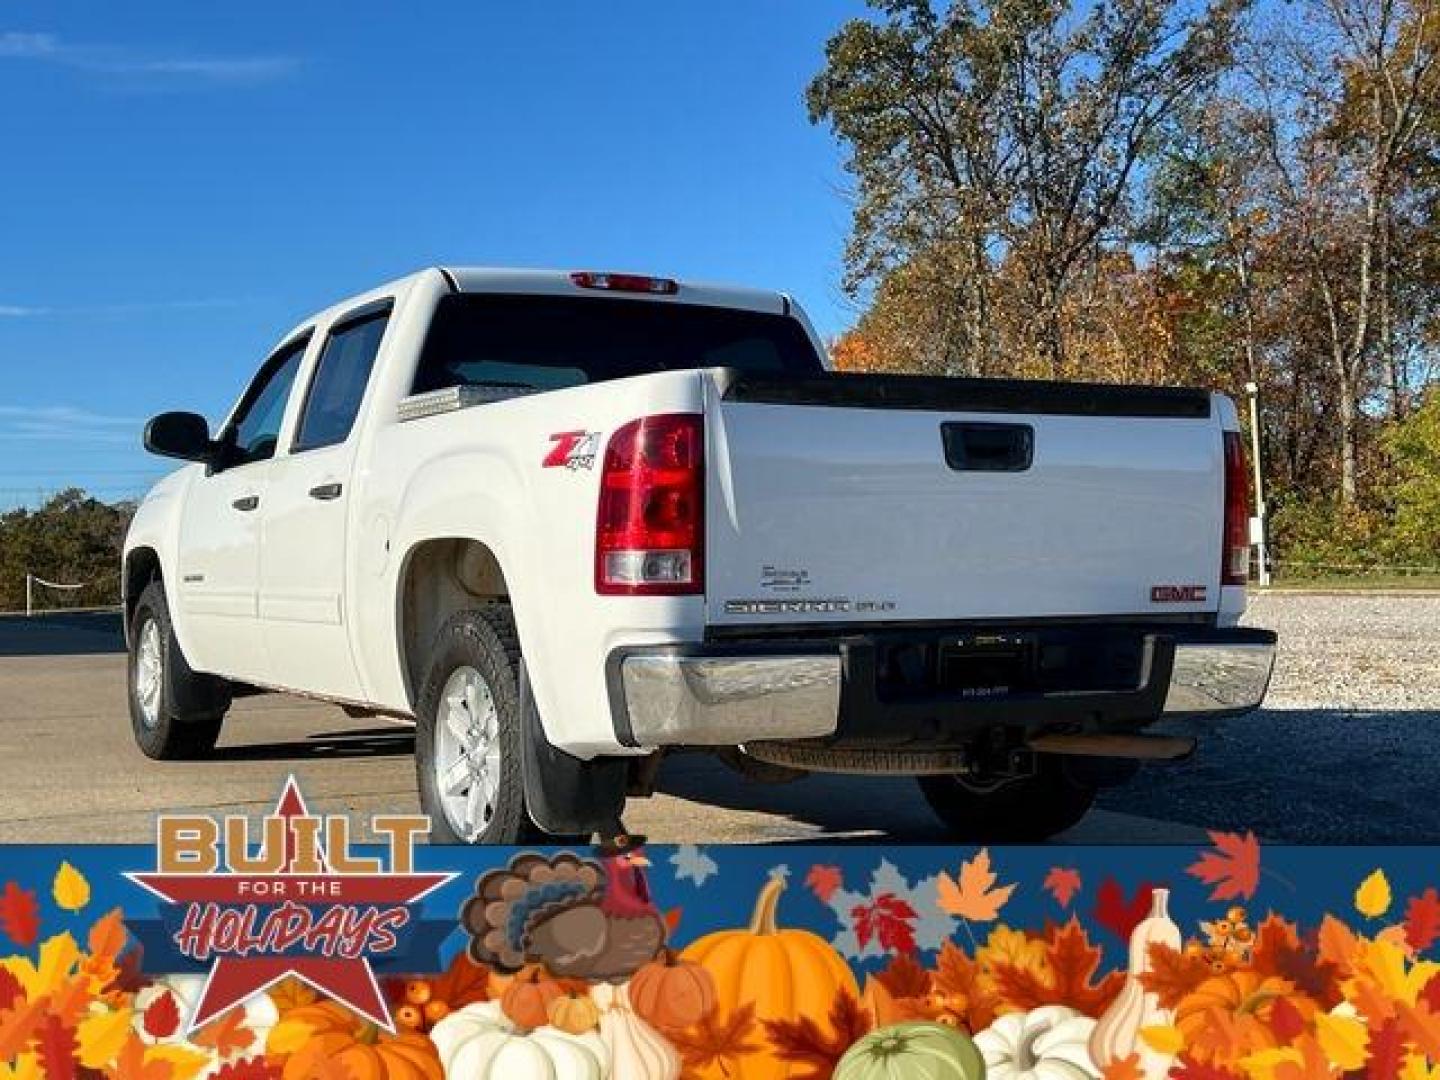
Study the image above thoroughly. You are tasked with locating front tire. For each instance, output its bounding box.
[416,605,543,844]
[918,759,1097,841]
[128,581,229,760]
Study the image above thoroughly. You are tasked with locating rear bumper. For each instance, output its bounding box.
[608,624,1275,749]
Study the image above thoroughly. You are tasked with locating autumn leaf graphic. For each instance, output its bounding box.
[806,865,844,905]
[1187,831,1262,902]
[852,893,920,955]
[1044,867,1083,909]
[0,882,40,948]
[1094,878,1155,942]
[936,848,1016,922]
[1406,889,1440,954]
[52,862,91,914]
[1356,870,1394,919]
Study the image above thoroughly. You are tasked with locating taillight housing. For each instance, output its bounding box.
[1222,431,1250,586]
[596,414,704,595]
[570,271,679,295]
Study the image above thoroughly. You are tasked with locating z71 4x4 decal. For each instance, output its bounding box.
[543,430,600,470]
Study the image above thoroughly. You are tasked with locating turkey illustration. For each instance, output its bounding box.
[461,837,667,984]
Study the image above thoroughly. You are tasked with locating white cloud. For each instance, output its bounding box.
[0,298,251,318]
[0,29,300,84]
[0,31,58,58]
[0,406,140,443]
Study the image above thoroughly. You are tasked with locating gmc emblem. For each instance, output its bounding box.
[1151,585,1207,603]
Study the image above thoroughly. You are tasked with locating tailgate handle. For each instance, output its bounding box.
[941,422,1034,472]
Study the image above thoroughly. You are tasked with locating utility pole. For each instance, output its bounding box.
[1244,382,1270,587]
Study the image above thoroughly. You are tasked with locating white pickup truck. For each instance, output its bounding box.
[124,267,1275,842]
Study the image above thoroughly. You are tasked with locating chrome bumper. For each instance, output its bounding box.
[618,653,842,747]
[1162,638,1276,716]
[615,632,1275,748]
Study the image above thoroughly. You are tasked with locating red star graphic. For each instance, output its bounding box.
[128,776,453,1033]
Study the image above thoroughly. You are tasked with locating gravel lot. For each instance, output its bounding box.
[1099,591,1440,841]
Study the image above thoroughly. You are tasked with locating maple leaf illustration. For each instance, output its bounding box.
[1186,831,1261,901]
[807,865,844,904]
[666,1003,764,1076]
[1140,942,1214,1009]
[670,845,719,887]
[1044,867,1083,908]
[936,848,1016,922]
[765,991,872,1080]
[1094,878,1155,942]
[828,861,956,960]
[852,893,920,955]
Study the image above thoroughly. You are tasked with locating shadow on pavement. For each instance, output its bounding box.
[213,726,415,762]
[0,611,125,656]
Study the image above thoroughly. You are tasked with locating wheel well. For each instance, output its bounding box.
[398,538,510,706]
[124,548,162,632]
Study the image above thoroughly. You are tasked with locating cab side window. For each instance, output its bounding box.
[293,304,392,453]
[225,335,309,468]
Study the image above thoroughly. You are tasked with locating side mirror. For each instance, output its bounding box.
[143,411,215,463]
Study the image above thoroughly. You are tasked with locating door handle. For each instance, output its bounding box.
[309,482,343,501]
[232,495,260,511]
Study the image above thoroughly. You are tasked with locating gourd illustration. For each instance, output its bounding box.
[503,967,568,1030]
[591,983,681,1080]
[680,869,862,1080]
[627,951,717,1030]
[549,990,603,1035]
[836,1022,987,1080]
[1089,888,1182,1080]
[975,1005,1101,1080]
[429,1001,610,1080]
[267,1000,444,1080]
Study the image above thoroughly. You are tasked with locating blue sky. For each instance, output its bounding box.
[0,3,868,508]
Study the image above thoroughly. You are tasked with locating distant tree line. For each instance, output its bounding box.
[811,0,1440,573]
[0,490,133,611]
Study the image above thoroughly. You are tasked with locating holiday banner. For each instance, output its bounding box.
[0,794,1437,1079]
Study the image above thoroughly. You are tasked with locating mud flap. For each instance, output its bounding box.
[519,663,628,836]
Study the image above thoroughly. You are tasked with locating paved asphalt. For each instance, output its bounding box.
[0,601,1433,844]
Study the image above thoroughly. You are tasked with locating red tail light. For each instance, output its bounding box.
[596,414,704,595]
[570,271,679,295]
[1222,431,1250,586]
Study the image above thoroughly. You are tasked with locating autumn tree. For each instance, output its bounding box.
[1245,0,1440,503]
[809,0,1246,376]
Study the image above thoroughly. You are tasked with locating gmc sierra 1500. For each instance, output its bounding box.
[124,267,1275,842]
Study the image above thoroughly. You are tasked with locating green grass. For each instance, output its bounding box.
[1263,573,1440,592]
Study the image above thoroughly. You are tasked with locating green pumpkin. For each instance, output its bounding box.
[836,1022,986,1080]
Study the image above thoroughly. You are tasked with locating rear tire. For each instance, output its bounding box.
[416,605,545,845]
[128,581,229,760]
[918,759,1096,841]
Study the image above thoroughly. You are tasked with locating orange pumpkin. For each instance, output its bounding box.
[629,952,717,1029]
[681,872,860,1080]
[501,966,566,1030]
[547,990,603,1034]
[1175,972,1299,1063]
[267,1000,442,1080]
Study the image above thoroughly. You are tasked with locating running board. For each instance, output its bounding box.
[1027,733,1196,761]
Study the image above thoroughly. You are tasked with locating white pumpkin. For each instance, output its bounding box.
[430,1001,610,1080]
[975,1005,1102,1080]
[591,983,681,1080]
[132,975,279,1078]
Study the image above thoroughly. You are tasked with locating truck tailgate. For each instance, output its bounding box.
[704,373,1223,626]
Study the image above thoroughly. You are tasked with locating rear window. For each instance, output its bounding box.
[411,293,825,395]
